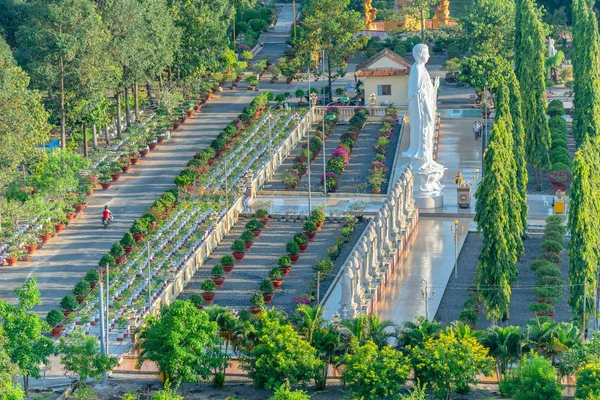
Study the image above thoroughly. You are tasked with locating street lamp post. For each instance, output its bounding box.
[369,93,376,116]
[322,50,327,196]
[421,279,434,320]
[267,111,272,160]
[450,220,463,279]
[299,111,312,213]
[310,92,317,123]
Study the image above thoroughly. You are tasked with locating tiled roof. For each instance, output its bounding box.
[355,69,409,77]
[355,48,412,76]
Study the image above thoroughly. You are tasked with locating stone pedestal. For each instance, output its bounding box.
[412,163,445,209]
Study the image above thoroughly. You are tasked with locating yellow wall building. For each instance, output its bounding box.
[355,49,411,107]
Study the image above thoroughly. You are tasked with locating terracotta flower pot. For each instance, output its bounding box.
[252,229,262,238]
[121,164,131,173]
[299,242,308,253]
[201,292,215,304]
[316,221,324,230]
[138,148,149,157]
[223,264,234,274]
[123,245,133,254]
[26,245,38,254]
[289,253,300,264]
[232,252,245,262]
[259,218,268,228]
[54,223,66,233]
[63,310,73,318]
[304,231,316,241]
[89,281,97,290]
[185,110,194,117]
[157,135,165,143]
[194,105,201,112]
[87,188,94,196]
[20,255,32,261]
[148,142,157,150]
[115,255,124,264]
[212,276,225,288]
[245,241,253,250]
[272,279,284,290]
[111,173,121,181]
[100,182,111,190]
[250,306,261,315]
[75,203,86,213]
[130,156,140,165]
[66,213,75,221]
[75,296,85,304]
[51,326,64,337]
[279,266,292,276]
[262,293,274,304]
[39,234,52,243]
[5,257,17,266]
[132,233,145,242]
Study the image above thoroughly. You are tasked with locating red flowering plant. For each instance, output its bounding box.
[331,147,350,165]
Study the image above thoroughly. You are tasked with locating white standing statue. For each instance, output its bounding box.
[548,37,557,58]
[402,44,446,208]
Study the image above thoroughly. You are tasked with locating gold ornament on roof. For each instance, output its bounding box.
[364,0,377,30]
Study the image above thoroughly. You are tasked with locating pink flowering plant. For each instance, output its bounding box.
[331,147,350,164]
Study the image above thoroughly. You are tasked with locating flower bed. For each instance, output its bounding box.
[366,108,397,193]
[319,108,368,192]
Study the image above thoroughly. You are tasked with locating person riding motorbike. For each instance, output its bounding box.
[102,205,113,227]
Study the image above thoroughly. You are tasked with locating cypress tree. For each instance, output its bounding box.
[568,135,600,325]
[475,107,516,322]
[514,0,551,191]
[571,0,600,141]
[494,84,524,261]
[507,71,529,239]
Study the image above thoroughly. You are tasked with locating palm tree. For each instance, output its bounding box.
[341,314,370,343]
[479,325,525,379]
[397,316,442,352]
[366,315,397,349]
[312,326,346,390]
[295,305,325,344]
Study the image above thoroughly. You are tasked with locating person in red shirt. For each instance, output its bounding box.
[102,205,113,225]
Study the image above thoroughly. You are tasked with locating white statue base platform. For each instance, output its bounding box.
[409,161,446,209]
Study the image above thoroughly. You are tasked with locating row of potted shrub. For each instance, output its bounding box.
[175,92,273,187]
[366,108,397,193]
[529,215,565,318]
[247,208,326,313]
[319,108,368,192]
[546,100,572,192]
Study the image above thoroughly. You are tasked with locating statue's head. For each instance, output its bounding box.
[413,43,430,64]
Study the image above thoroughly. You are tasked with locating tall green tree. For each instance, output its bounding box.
[0,277,56,394]
[0,35,49,188]
[567,135,600,326]
[506,71,529,239]
[16,0,118,150]
[295,0,366,100]
[138,300,228,394]
[0,330,25,400]
[493,84,524,257]
[461,0,516,57]
[514,0,551,191]
[474,99,517,322]
[571,0,600,142]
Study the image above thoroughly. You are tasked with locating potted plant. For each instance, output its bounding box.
[221,255,235,274]
[315,258,334,275]
[110,243,126,264]
[231,239,246,262]
[286,241,301,264]
[99,254,116,268]
[529,302,556,317]
[25,237,39,254]
[4,247,19,266]
[294,232,309,252]
[240,230,254,250]
[73,280,91,303]
[201,279,217,304]
[85,269,100,290]
[188,294,204,310]
[303,221,318,241]
[53,214,68,233]
[541,238,563,254]
[269,267,284,290]
[99,175,112,190]
[260,279,275,304]
[130,219,148,242]
[47,309,65,336]
[129,150,140,165]
[278,256,292,276]
[60,295,79,317]
[245,219,264,238]
[282,170,300,190]
[458,308,478,329]
[39,225,54,243]
[250,292,265,314]
[246,74,259,90]
[547,170,572,192]
[255,209,269,227]
[538,252,561,266]
[120,232,135,254]
[211,265,226,288]
[310,208,326,230]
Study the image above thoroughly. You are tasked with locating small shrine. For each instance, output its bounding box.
[363,0,456,33]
